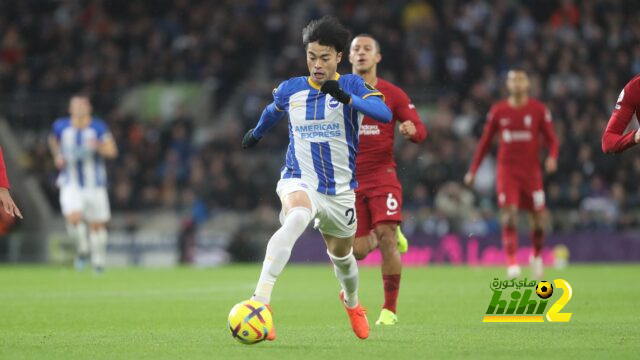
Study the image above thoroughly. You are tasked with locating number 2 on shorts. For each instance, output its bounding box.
[345,208,355,226]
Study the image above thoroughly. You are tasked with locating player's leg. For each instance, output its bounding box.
[252,190,312,305]
[528,189,546,279]
[318,191,368,339]
[500,205,520,278]
[323,233,369,339]
[352,191,376,260]
[373,222,401,325]
[86,187,111,273]
[88,222,108,273]
[498,176,521,277]
[60,186,89,270]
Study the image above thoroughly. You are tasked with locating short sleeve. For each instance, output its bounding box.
[51,119,67,140]
[91,119,111,140]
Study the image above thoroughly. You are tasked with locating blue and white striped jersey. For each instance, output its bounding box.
[273,73,384,195]
[52,117,111,188]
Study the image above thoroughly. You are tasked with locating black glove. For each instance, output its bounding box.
[320,80,351,104]
[242,128,260,149]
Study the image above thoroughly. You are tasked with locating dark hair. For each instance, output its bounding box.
[302,16,351,53]
[353,33,380,53]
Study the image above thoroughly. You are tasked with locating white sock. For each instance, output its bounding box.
[328,249,359,308]
[89,228,108,269]
[252,207,311,304]
[67,222,88,256]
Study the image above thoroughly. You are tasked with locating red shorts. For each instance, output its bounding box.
[355,185,403,238]
[497,173,545,212]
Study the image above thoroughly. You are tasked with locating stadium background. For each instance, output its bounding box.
[1,0,640,265]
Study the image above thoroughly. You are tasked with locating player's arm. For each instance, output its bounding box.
[320,78,392,123]
[0,146,22,218]
[464,107,498,186]
[395,89,427,142]
[96,134,118,159]
[540,106,559,173]
[48,123,65,170]
[242,83,288,149]
[602,80,640,153]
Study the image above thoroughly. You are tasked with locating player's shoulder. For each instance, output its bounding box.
[376,78,408,98]
[274,76,308,96]
[527,98,548,111]
[52,117,71,130]
[90,117,108,131]
[624,74,640,93]
[490,100,510,112]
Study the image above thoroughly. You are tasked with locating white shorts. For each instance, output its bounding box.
[59,186,111,223]
[276,178,356,238]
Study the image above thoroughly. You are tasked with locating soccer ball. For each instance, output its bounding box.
[228,300,273,344]
[536,281,554,299]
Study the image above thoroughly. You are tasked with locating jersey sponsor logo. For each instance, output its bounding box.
[327,97,340,109]
[524,115,532,128]
[359,124,380,136]
[502,129,532,143]
[294,122,342,139]
[615,89,625,110]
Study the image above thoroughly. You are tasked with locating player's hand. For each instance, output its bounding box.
[0,188,23,219]
[54,153,65,169]
[320,80,351,104]
[635,129,640,143]
[544,157,557,174]
[463,172,475,187]
[242,128,260,149]
[399,121,417,139]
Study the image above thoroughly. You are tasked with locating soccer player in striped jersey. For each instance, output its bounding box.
[241,16,392,340]
[0,145,22,218]
[49,95,117,273]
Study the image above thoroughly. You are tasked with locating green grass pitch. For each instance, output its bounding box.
[1,264,638,359]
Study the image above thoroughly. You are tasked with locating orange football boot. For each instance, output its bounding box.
[339,290,369,339]
[266,304,276,341]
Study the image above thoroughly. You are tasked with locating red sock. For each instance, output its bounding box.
[502,226,518,265]
[382,274,401,314]
[532,228,544,257]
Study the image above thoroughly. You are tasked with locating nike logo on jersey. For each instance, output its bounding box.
[386,210,398,216]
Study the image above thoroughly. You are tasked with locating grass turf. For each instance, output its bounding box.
[0,264,638,359]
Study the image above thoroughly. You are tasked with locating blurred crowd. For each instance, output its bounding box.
[6,0,640,234]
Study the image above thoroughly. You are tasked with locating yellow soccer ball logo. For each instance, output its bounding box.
[228,300,273,344]
[536,281,554,299]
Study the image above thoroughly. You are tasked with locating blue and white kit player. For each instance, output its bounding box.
[49,95,118,273]
[241,16,392,340]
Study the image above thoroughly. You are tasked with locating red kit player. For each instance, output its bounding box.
[0,146,22,218]
[464,69,558,279]
[602,75,640,153]
[349,34,427,325]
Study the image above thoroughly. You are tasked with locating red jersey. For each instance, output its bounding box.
[602,75,640,153]
[356,78,426,189]
[0,146,9,189]
[469,98,558,179]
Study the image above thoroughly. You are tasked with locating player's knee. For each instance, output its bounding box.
[89,223,105,232]
[374,224,397,251]
[352,237,368,260]
[66,213,82,225]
